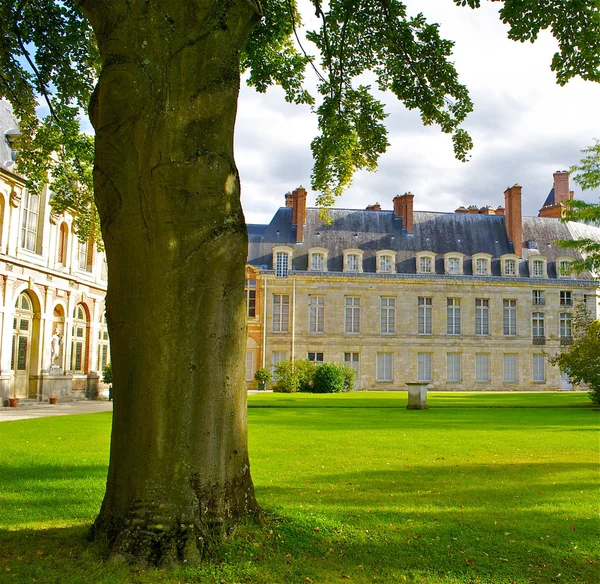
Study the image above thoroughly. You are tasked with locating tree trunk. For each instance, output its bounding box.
[78,0,262,566]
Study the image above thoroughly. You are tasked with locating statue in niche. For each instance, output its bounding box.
[50,329,63,368]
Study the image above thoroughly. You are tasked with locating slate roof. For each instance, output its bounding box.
[248,206,600,279]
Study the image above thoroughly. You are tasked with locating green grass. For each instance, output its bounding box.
[0,392,598,583]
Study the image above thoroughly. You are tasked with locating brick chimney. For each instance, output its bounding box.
[292,186,307,243]
[393,192,414,233]
[366,202,381,211]
[495,206,505,216]
[455,206,469,214]
[467,205,479,215]
[478,206,495,215]
[538,171,573,218]
[504,184,523,256]
[285,192,293,208]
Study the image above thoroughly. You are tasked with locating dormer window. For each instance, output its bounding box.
[376,250,396,274]
[416,251,436,274]
[501,254,520,277]
[272,246,293,277]
[557,257,574,278]
[308,247,328,272]
[444,252,464,276]
[472,253,491,276]
[343,249,364,273]
[529,256,547,278]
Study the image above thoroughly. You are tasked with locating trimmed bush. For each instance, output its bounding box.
[295,359,317,392]
[273,360,298,393]
[341,365,358,392]
[312,362,346,393]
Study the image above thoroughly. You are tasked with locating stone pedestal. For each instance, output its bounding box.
[406,382,429,410]
[35,368,73,401]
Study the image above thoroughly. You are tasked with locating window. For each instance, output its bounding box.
[344,353,360,389]
[100,257,108,281]
[417,353,432,382]
[560,313,572,340]
[418,297,432,334]
[311,252,324,271]
[275,251,289,277]
[444,253,464,275]
[245,279,256,318]
[308,248,328,272]
[532,290,545,305]
[271,351,286,374]
[78,240,93,272]
[473,254,491,276]
[475,353,490,382]
[21,190,40,252]
[380,297,396,334]
[345,297,360,333]
[504,354,518,382]
[532,312,545,341]
[309,295,325,333]
[532,354,546,382]
[447,298,461,335]
[307,352,324,363]
[560,290,573,307]
[272,295,289,332]
[503,300,517,336]
[12,292,33,373]
[447,353,461,382]
[503,258,517,276]
[245,351,256,381]
[475,299,489,335]
[71,304,88,373]
[531,259,545,277]
[57,223,68,266]
[376,352,393,382]
[343,249,363,273]
[376,251,395,274]
[379,255,393,273]
[97,313,110,372]
[419,256,433,274]
[448,258,460,274]
[558,259,572,277]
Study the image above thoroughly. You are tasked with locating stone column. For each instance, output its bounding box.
[406,382,429,410]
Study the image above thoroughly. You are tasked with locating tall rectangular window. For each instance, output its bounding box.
[311,253,324,271]
[380,297,396,334]
[560,313,572,339]
[560,290,573,307]
[376,352,393,382]
[447,258,460,274]
[418,353,432,382]
[503,299,517,336]
[347,254,359,272]
[309,295,325,333]
[532,259,544,277]
[475,299,489,335]
[504,259,516,276]
[245,351,256,381]
[420,256,432,273]
[475,258,488,275]
[271,351,286,374]
[532,312,545,337]
[418,297,432,334]
[447,353,461,382]
[532,290,545,305]
[345,297,361,333]
[504,354,518,382]
[447,298,461,335]
[275,252,289,277]
[21,190,40,252]
[272,294,289,332]
[475,353,490,382]
[379,255,392,273]
[533,354,546,382]
[245,279,256,318]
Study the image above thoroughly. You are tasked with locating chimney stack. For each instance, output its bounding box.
[285,192,293,208]
[393,192,414,234]
[504,184,523,256]
[366,203,381,211]
[455,206,469,214]
[539,171,573,218]
[292,186,307,243]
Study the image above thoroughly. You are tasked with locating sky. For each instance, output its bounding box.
[235,0,600,226]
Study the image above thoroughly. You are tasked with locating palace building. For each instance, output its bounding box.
[245,179,600,391]
[0,100,109,404]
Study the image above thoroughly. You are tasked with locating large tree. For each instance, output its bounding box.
[1,0,599,566]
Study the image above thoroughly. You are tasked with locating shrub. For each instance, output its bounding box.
[312,362,346,393]
[254,367,271,385]
[341,365,358,392]
[102,362,113,385]
[273,360,298,393]
[295,359,317,392]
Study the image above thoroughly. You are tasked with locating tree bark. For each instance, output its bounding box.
[78,0,262,566]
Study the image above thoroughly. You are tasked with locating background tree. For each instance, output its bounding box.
[547,304,600,405]
[557,139,600,272]
[1,0,599,567]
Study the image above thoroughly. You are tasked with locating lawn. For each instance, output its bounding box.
[0,392,598,584]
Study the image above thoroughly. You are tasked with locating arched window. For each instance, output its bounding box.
[12,292,33,373]
[98,312,110,372]
[71,303,88,373]
[57,223,68,266]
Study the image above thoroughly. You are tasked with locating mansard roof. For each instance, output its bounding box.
[247,206,600,279]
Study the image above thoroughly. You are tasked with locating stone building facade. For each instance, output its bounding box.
[0,100,109,404]
[245,178,600,391]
